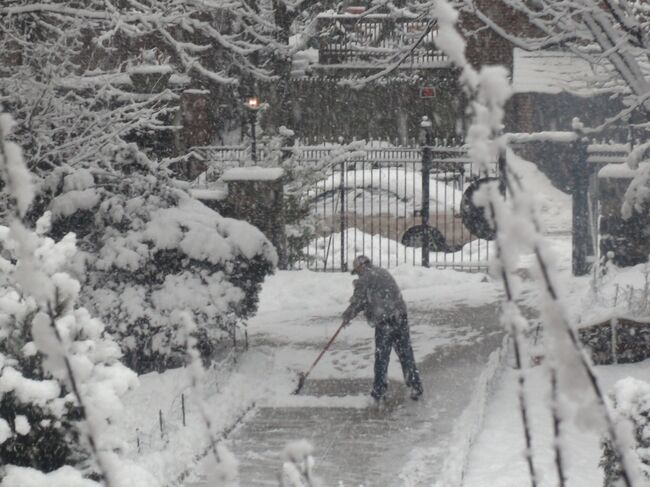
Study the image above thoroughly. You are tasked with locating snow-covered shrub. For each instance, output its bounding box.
[0,113,153,485]
[36,159,276,374]
[1,9,277,373]
[601,378,650,486]
[0,220,139,476]
[623,160,650,221]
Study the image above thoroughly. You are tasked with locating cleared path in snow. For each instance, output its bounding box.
[188,304,503,487]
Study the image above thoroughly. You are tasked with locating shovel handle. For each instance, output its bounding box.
[293,320,347,394]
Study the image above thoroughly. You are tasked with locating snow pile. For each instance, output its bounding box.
[116,349,285,484]
[464,365,604,487]
[512,49,605,96]
[400,338,508,487]
[1,465,100,487]
[428,3,628,487]
[306,229,493,271]
[279,440,320,487]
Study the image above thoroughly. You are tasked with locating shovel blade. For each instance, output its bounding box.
[292,373,306,395]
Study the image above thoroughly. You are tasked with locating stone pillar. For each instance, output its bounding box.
[598,164,650,266]
[222,167,288,269]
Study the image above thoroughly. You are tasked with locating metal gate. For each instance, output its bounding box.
[301,143,498,271]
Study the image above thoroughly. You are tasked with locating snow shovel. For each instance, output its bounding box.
[293,320,347,395]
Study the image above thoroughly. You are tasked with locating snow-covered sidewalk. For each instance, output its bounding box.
[117,266,506,486]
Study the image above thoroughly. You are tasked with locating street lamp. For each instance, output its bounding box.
[245,96,260,163]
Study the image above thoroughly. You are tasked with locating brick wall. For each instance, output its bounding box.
[460,0,541,71]
[181,90,213,148]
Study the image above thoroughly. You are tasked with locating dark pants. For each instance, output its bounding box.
[372,314,423,398]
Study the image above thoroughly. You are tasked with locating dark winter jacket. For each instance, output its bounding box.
[342,264,407,327]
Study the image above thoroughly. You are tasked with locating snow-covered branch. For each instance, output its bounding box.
[432,1,645,486]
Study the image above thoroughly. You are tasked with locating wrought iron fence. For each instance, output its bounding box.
[316,14,449,67]
[298,143,497,271]
[189,140,498,272]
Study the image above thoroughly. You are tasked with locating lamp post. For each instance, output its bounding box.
[245,96,259,163]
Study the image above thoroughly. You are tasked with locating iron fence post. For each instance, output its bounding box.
[498,149,507,196]
[420,117,433,267]
[340,160,347,271]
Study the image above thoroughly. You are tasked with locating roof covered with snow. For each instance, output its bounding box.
[512,49,599,97]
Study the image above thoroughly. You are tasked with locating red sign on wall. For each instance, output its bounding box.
[420,86,436,98]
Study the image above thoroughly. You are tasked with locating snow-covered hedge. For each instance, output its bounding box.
[601,378,650,486]
[37,163,277,374]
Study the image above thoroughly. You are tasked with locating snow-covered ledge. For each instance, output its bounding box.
[221,167,284,182]
[598,163,636,179]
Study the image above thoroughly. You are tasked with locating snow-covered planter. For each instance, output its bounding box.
[40,165,277,374]
[601,378,650,486]
[579,318,650,365]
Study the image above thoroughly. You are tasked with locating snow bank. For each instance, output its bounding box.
[400,338,508,487]
[306,229,493,271]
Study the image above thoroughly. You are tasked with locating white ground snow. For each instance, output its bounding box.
[246,265,501,384]
[461,158,650,487]
[464,361,650,487]
[115,147,625,487]
[117,265,502,484]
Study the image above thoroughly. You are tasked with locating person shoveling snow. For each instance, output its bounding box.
[342,255,424,401]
